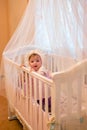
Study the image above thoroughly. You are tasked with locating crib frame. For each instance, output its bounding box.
[3,55,87,130]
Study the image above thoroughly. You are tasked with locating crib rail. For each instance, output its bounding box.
[3,56,87,130]
[4,56,55,130]
[52,60,87,130]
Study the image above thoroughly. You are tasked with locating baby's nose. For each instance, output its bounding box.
[34,61,37,64]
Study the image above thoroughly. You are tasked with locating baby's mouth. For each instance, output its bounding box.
[34,65,37,68]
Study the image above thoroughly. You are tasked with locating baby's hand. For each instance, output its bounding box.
[40,71,52,79]
[29,68,35,72]
[20,64,25,68]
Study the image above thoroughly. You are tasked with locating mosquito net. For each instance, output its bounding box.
[0,0,87,96]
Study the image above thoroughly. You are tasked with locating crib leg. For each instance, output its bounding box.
[8,106,17,121]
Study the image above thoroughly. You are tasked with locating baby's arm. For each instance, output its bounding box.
[39,71,52,79]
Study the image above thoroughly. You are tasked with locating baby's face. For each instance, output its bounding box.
[29,55,42,71]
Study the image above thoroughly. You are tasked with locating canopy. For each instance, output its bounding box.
[0,0,87,95]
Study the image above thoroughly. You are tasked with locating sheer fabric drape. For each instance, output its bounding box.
[0,0,87,95]
[2,0,87,59]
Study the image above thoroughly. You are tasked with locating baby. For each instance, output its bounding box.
[27,50,51,78]
[28,50,51,112]
[21,50,51,112]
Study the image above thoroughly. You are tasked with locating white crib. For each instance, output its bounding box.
[3,53,87,130]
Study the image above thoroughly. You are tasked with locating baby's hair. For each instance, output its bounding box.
[28,53,41,61]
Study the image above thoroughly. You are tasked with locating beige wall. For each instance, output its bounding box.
[0,0,9,63]
[8,0,28,37]
[0,0,28,64]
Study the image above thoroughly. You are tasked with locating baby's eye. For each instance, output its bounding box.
[31,61,34,63]
[36,60,39,62]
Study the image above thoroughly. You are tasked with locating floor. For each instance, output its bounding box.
[0,95,23,130]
